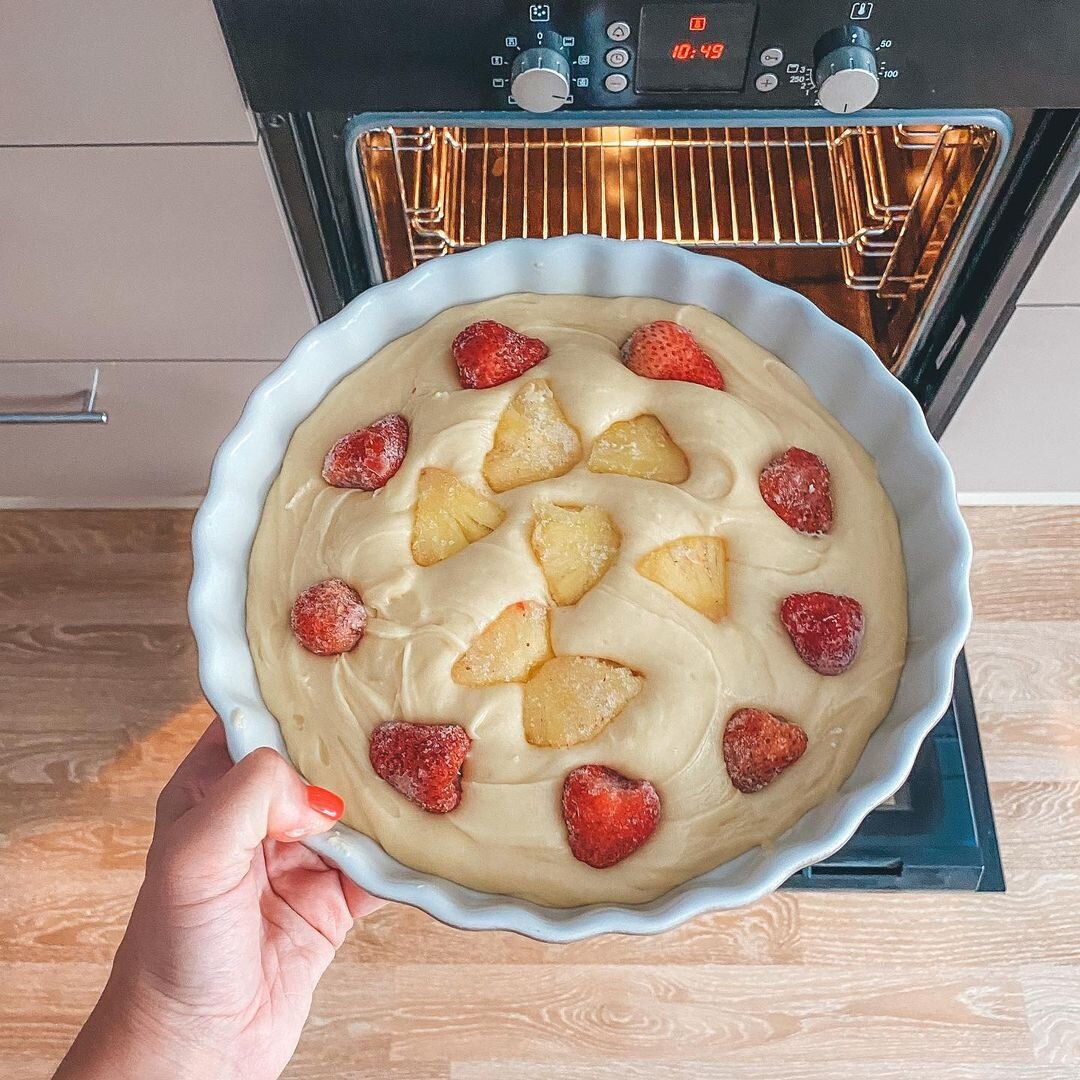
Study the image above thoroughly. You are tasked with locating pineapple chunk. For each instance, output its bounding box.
[523,656,643,748]
[482,380,583,493]
[587,414,689,484]
[637,536,728,621]
[452,601,553,687]
[530,502,621,606]
[411,467,506,567]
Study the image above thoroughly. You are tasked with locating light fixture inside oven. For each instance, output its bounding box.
[352,118,998,372]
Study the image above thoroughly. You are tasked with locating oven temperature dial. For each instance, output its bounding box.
[511,47,571,113]
[813,25,879,114]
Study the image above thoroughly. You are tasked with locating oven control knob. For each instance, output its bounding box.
[813,25,880,114]
[511,47,572,113]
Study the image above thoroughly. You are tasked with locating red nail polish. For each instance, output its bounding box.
[306,784,345,820]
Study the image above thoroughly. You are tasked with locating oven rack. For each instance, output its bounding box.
[358,123,994,299]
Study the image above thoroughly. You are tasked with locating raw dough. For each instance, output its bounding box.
[246,294,907,906]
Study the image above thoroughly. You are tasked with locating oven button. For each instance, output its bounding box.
[604,72,629,93]
[606,20,632,42]
[813,24,880,114]
[510,47,572,112]
[755,72,779,92]
[605,47,630,68]
[760,47,784,67]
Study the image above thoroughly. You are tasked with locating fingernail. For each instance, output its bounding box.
[306,784,345,820]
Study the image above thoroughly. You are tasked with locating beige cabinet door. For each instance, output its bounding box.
[0,145,316,361]
[0,361,276,506]
[1021,196,1080,305]
[941,307,1080,498]
[0,0,252,145]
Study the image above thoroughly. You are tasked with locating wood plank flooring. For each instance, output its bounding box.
[0,507,1077,1079]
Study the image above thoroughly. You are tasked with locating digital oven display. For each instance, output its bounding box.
[636,3,758,92]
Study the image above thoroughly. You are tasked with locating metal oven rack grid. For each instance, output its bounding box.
[358,123,995,306]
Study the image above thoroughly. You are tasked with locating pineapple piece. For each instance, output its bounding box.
[411,467,506,567]
[452,601,553,686]
[637,536,728,621]
[523,656,644,748]
[530,502,621,606]
[587,414,689,484]
[482,380,583,493]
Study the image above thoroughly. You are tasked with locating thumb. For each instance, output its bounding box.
[159,746,345,894]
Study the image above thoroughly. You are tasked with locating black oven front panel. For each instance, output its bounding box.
[215,0,1080,114]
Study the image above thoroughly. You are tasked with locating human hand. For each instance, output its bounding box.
[55,720,384,1080]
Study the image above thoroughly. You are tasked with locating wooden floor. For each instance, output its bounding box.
[1,507,1078,1079]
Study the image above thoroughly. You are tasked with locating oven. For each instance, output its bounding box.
[212,0,1080,892]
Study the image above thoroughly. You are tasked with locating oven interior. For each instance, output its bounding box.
[355,122,998,371]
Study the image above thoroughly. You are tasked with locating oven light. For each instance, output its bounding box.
[602,127,662,149]
[689,15,707,31]
[599,129,690,149]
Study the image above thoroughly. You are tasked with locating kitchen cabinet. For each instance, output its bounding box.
[0,145,315,362]
[0,0,252,146]
[941,307,1080,499]
[0,361,276,505]
[1020,197,1080,306]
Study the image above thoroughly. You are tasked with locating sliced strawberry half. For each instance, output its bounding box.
[759,446,834,535]
[561,764,661,869]
[322,413,409,490]
[452,320,549,389]
[368,721,471,814]
[621,320,725,390]
[780,591,865,676]
[290,578,367,656]
[723,708,808,793]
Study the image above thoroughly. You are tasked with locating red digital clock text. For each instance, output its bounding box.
[670,41,725,61]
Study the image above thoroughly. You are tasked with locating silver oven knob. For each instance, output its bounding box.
[511,47,572,113]
[813,25,879,114]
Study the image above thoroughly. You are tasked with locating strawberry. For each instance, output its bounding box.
[368,721,471,813]
[561,764,661,869]
[780,591,865,676]
[322,413,409,490]
[759,447,833,535]
[723,708,808,793]
[290,578,367,656]
[452,320,549,389]
[621,320,725,390]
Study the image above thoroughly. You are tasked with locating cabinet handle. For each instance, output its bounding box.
[0,368,108,425]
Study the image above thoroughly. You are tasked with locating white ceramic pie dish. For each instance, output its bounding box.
[189,235,971,942]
